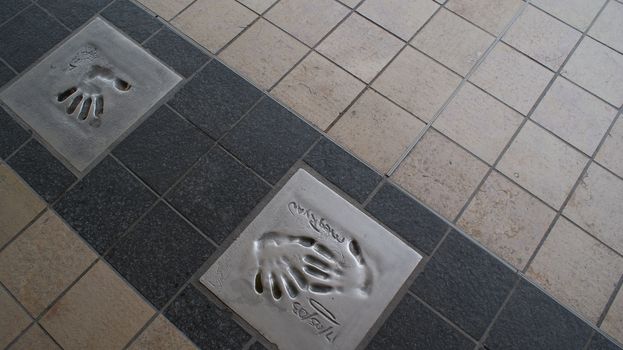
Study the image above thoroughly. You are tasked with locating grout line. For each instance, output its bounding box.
[597,273,623,326]
[0,3,35,29]
[475,276,523,347]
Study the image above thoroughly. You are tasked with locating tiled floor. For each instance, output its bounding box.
[0,0,622,349]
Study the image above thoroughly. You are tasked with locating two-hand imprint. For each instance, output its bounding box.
[253,232,372,300]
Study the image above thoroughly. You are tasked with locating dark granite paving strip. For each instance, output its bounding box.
[144,28,210,78]
[7,139,76,202]
[0,60,15,87]
[249,342,267,350]
[304,138,382,203]
[165,285,252,350]
[485,279,593,350]
[166,147,271,244]
[36,0,113,29]
[221,98,320,184]
[365,183,448,254]
[411,230,517,339]
[0,107,29,159]
[168,61,263,139]
[106,202,215,309]
[101,0,161,43]
[587,333,623,350]
[54,156,156,253]
[113,105,213,194]
[0,0,30,24]
[0,6,68,72]
[368,294,475,350]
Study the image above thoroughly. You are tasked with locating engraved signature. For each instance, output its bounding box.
[292,298,340,344]
[288,201,345,243]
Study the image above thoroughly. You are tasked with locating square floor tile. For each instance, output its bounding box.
[106,203,214,308]
[357,0,439,40]
[304,137,382,203]
[144,28,210,78]
[532,77,617,155]
[40,262,155,350]
[0,286,31,349]
[272,52,365,130]
[412,8,494,76]
[589,1,623,54]
[136,0,193,20]
[113,106,213,194]
[0,61,15,87]
[446,0,523,35]
[412,230,517,338]
[602,289,623,345]
[0,210,96,317]
[497,121,588,208]
[129,315,197,350]
[0,6,68,72]
[339,0,360,7]
[366,182,449,254]
[8,140,76,202]
[54,157,157,253]
[168,61,263,139]
[166,147,271,243]
[10,324,60,350]
[392,129,489,220]
[317,14,403,82]
[564,163,623,255]
[531,0,605,31]
[328,89,425,173]
[562,37,623,107]
[458,171,556,269]
[101,0,162,42]
[373,47,461,122]
[164,285,251,349]
[0,164,45,248]
[434,82,523,164]
[486,279,592,350]
[238,0,277,14]
[38,0,113,30]
[470,43,554,115]
[172,0,256,53]
[527,217,623,323]
[0,0,30,24]
[368,295,474,350]
[221,98,319,183]
[265,0,349,46]
[0,108,29,159]
[219,19,308,90]
[596,117,623,178]
[503,5,581,71]
[587,333,623,350]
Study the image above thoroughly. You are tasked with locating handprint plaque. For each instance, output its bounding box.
[201,170,422,350]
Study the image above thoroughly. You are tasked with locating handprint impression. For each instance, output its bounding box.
[253,232,372,300]
[56,65,131,127]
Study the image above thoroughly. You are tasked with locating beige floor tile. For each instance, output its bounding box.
[532,77,617,155]
[0,211,96,317]
[527,217,623,323]
[238,0,277,14]
[497,121,588,208]
[589,1,623,54]
[328,89,426,173]
[265,0,349,46]
[596,117,623,178]
[602,289,623,345]
[562,37,623,107]
[503,5,581,71]
[9,325,60,350]
[373,46,461,122]
[40,262,155,350]
[339,0,361,7]
[219,19,308,90]
[0,287,31,348]
[446,0,523,35]
[434,82,523,164]
[412,8,494,76]
[470,43,554,115]
[0,164,45,248]
[272,52,365,130]
[458,171,556,269]
[531,0,606,31]
[172,0,257,53]
[317,14,403,83]
[129,315,197,350]
[136,0,192,20]
[392,129,489,220]
[357,0,439,40]
[564,163,623,255]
